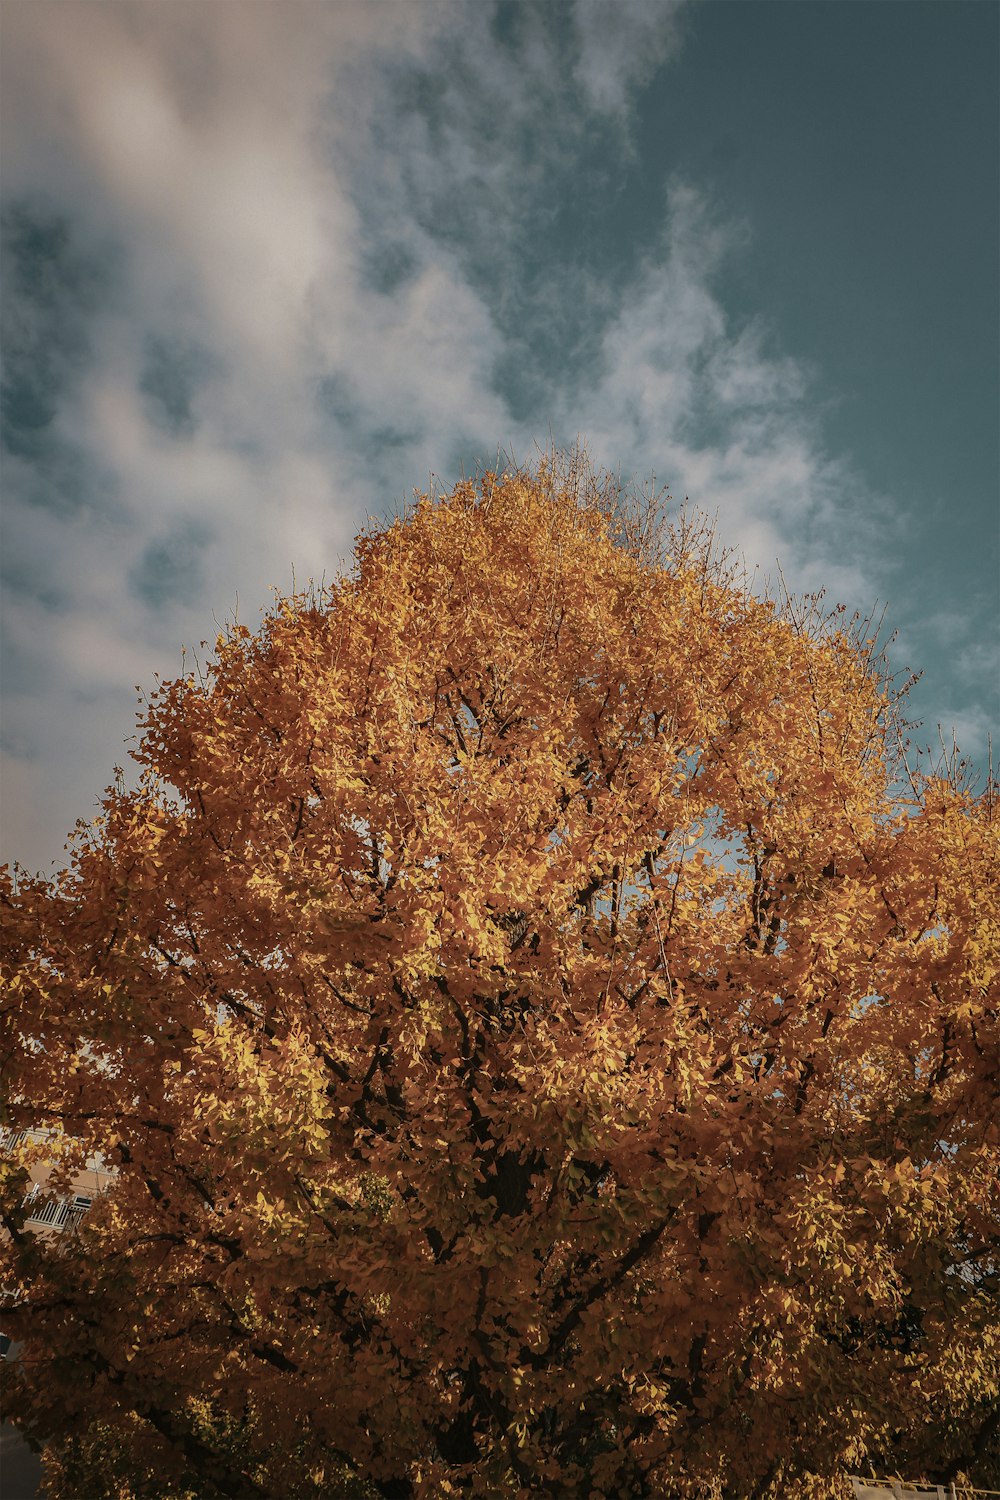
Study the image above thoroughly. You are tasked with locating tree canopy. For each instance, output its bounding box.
[2,457,998,1498]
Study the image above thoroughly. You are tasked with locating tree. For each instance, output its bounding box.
[2,456,998,1499]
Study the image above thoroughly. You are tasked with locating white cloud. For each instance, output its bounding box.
[0,0,518,869]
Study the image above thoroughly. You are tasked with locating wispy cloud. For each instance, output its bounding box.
[561,184,900,607]
[573,0,688,114]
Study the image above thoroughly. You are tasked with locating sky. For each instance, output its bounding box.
[1,0,997,874]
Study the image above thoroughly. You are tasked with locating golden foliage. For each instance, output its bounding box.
[2,456,998,1498]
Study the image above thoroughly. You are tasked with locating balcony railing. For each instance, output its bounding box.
[0,1128,49,1152]
[850,1481,1000,1499]
[21,1184,93,1232]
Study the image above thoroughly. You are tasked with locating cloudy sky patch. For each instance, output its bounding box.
[1,0,996,870]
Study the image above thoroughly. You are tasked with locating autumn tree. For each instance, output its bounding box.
[2,457,998,1499]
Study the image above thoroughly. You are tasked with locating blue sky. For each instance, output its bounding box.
[2,0,997,871]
